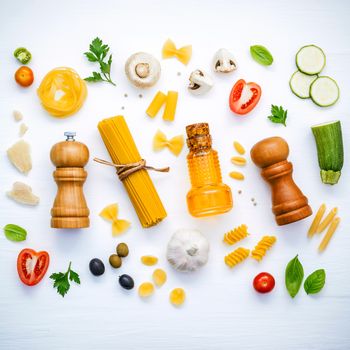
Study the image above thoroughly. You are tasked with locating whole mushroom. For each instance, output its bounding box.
[188,69,213,95]
[125,52,161,88]
[213,48,237,73]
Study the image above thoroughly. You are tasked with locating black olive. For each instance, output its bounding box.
[119,274,134,290]
[89,258,105,276]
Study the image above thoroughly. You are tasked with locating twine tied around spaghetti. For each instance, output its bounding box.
[93,157,170,181]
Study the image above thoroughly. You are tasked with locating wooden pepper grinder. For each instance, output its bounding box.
[250,137,312,226]
[50,132,90,228]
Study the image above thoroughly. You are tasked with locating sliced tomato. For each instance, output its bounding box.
[229,79,261,115]
[17,248,50,286]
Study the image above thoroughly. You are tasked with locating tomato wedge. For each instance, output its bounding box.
[17,248,50,286]
[229,79,262,115]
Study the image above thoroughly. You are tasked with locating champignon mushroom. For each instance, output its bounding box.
[188,70,213,95]
[125,52,161,88]
[213,48,237,73]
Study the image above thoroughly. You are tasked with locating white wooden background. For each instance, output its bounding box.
[0,0,349,349]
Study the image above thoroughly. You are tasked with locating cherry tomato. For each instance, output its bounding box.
[14,66,34,87]
[229,79,261,115]
[253,272,275,293]
[17,248,50,286]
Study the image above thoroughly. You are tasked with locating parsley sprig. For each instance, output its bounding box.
[268,105,288,126]
[50,262,80,297]
[84,37,116,86]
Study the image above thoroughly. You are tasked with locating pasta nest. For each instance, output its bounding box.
[37,67,87,118]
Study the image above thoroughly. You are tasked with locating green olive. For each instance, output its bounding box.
[109,254,122,268]
[116,243,129,257]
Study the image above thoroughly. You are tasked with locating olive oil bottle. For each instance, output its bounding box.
[186,123,233,217]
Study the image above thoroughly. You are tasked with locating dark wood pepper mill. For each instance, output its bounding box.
[50,132,90,228]
[250,136,312,226]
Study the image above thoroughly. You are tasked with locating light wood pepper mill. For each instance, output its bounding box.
[250,136,312,226]
[50,132,90,228]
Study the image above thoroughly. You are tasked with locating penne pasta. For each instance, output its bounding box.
[318,217,341,252]
[308,203,326,238]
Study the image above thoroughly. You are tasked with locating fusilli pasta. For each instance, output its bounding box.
[224,247,250,268]
[251,236,276,261]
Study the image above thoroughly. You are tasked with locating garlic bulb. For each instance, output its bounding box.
[167,229,209,272]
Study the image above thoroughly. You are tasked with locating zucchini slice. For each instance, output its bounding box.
[289,70,318,99]
[296,45,326,75]
[310,76,339,107]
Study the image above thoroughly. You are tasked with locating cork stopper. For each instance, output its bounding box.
[186,123,212,150]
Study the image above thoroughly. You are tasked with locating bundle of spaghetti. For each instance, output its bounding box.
[224,247,250,268]
[223,224,249,245]
[251,236,276,261]
[97,116,167,228]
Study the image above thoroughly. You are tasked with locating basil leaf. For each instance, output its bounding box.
[304,269,326,295]
[3,224,27,242]
[250,45,274,66]
[285,255,304,298]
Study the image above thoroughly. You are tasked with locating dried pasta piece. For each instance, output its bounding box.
[153,130,184,156]
[7,140,32,174]
[99,203,131,236]
[223,224,249,245]
[225,247,250,268]
[231,156,247,166]
[138,282,155,297]
[152,269,167,287]
[251,236,276,262]
[37,67,87,118]
[146,91,167,118]
[319,217,341,252]
[229,171,244,180]
[169,288,186,306]
[141,255,158,266]
[13,110,23,121]
[162,91,178,121]
[233,141,245,155]
[162,39,192,65]
[308,203,326,238]
[7,182,39,206]
[19,123,29,137]
[316,207,338,233]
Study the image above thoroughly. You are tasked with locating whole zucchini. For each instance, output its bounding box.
[311,120,344,185]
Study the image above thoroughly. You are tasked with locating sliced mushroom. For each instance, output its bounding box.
[188,70,213,95]
[125,52,161,88]
[213,48,237,73]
